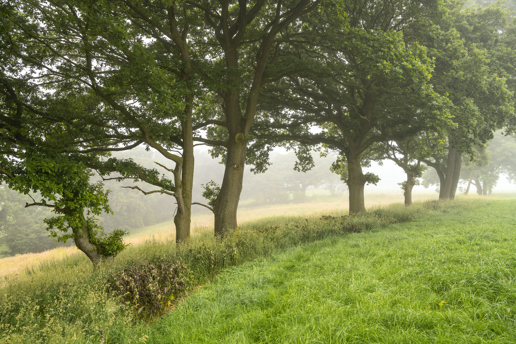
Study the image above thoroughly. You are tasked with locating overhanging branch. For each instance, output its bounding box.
[122,185,175,196]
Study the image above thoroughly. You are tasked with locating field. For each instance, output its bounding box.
[147,197,516,343]
[2,194,516,343]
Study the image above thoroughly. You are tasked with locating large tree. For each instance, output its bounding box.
[253,0,451,213]
[8,0,320,241]
[195,0,319,237]
[5,0,215,243]
[0,75,127,266]
[416,4,514,199]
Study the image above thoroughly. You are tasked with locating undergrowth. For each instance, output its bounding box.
[0,199,484,343]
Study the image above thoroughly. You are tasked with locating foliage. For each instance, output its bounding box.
[91,229,129,257]
[108,260,189,320]
[253,0,453,212]
[0,186,67,256]
[201,181,221,209]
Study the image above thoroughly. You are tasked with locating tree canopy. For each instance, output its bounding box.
[2,0,516,264]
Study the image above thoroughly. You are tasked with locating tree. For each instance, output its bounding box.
[254,0,451,214]
[461,132,516,194]
[417,4,515,200]
[5,0,212,243]
[376,133,445,206]
[0,7,128,265]
[197,0,319,237]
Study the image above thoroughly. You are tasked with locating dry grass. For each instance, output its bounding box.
[0,192,438,287]
[0,246,80,287]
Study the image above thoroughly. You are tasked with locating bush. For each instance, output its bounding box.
[107,260,189,319]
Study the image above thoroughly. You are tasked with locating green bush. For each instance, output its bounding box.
[107,260,189,319]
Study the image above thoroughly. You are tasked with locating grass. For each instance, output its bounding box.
[1,195,513,343]
[146,198,516,343]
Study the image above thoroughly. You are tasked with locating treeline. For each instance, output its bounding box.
[2,0,516,265]
[0,149,345,257]
[423,131,516,195]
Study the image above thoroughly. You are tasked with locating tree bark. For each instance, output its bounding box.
[435,167,447,199]
[173,101,194,243]
[72,212,112,267]
[449,152,462,199]
[404,172,416,206]
[439,140,462,200]
[465,170,473,195]
[346,153,366,214]
[440,146,457,199]
[214,130,247,238]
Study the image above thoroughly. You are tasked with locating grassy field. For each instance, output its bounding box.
[146,198,516,343]
[2,195,516,343]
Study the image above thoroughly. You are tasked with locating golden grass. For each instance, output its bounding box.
[0,192,439,287]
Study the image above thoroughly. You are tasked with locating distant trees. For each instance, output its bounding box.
[417,4,515,200]
[424,132,516,195]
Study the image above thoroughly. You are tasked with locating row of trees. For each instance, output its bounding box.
[1,0,515,265]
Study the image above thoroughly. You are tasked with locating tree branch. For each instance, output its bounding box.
[192,202,214,212]
[122,185,175,196]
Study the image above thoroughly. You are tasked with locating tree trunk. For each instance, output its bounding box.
[474,179,483,195]
[404,172,416,206]
[439,143,462,200]
[73,213,111,267]
[213,130,247,238]
[174,100,194,243]
[482,180,488,195]
[449,152,462,199]
[440,147,457,199]
[346,153,366,214]
[465,171,473,195]
[435,167,447,199]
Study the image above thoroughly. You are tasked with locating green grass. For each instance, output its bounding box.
[1,198,515,343]
[147,198,516,343]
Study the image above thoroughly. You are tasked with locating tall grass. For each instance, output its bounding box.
[0,198,488,343]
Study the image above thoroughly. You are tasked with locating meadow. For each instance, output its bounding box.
[147,198,516,343]
[1,194,515,343]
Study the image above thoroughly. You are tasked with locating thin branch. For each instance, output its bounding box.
[25,202,56,209]
[155,161,175,172]
[0,167,15,180]
[122,185,175,196]
[100,176,125,181]
[192,202,214,212]
[192,119,227,131]
[193,137,228,147]
[76,140,143,154]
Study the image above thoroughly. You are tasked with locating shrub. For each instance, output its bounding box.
[107,260,189,319]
